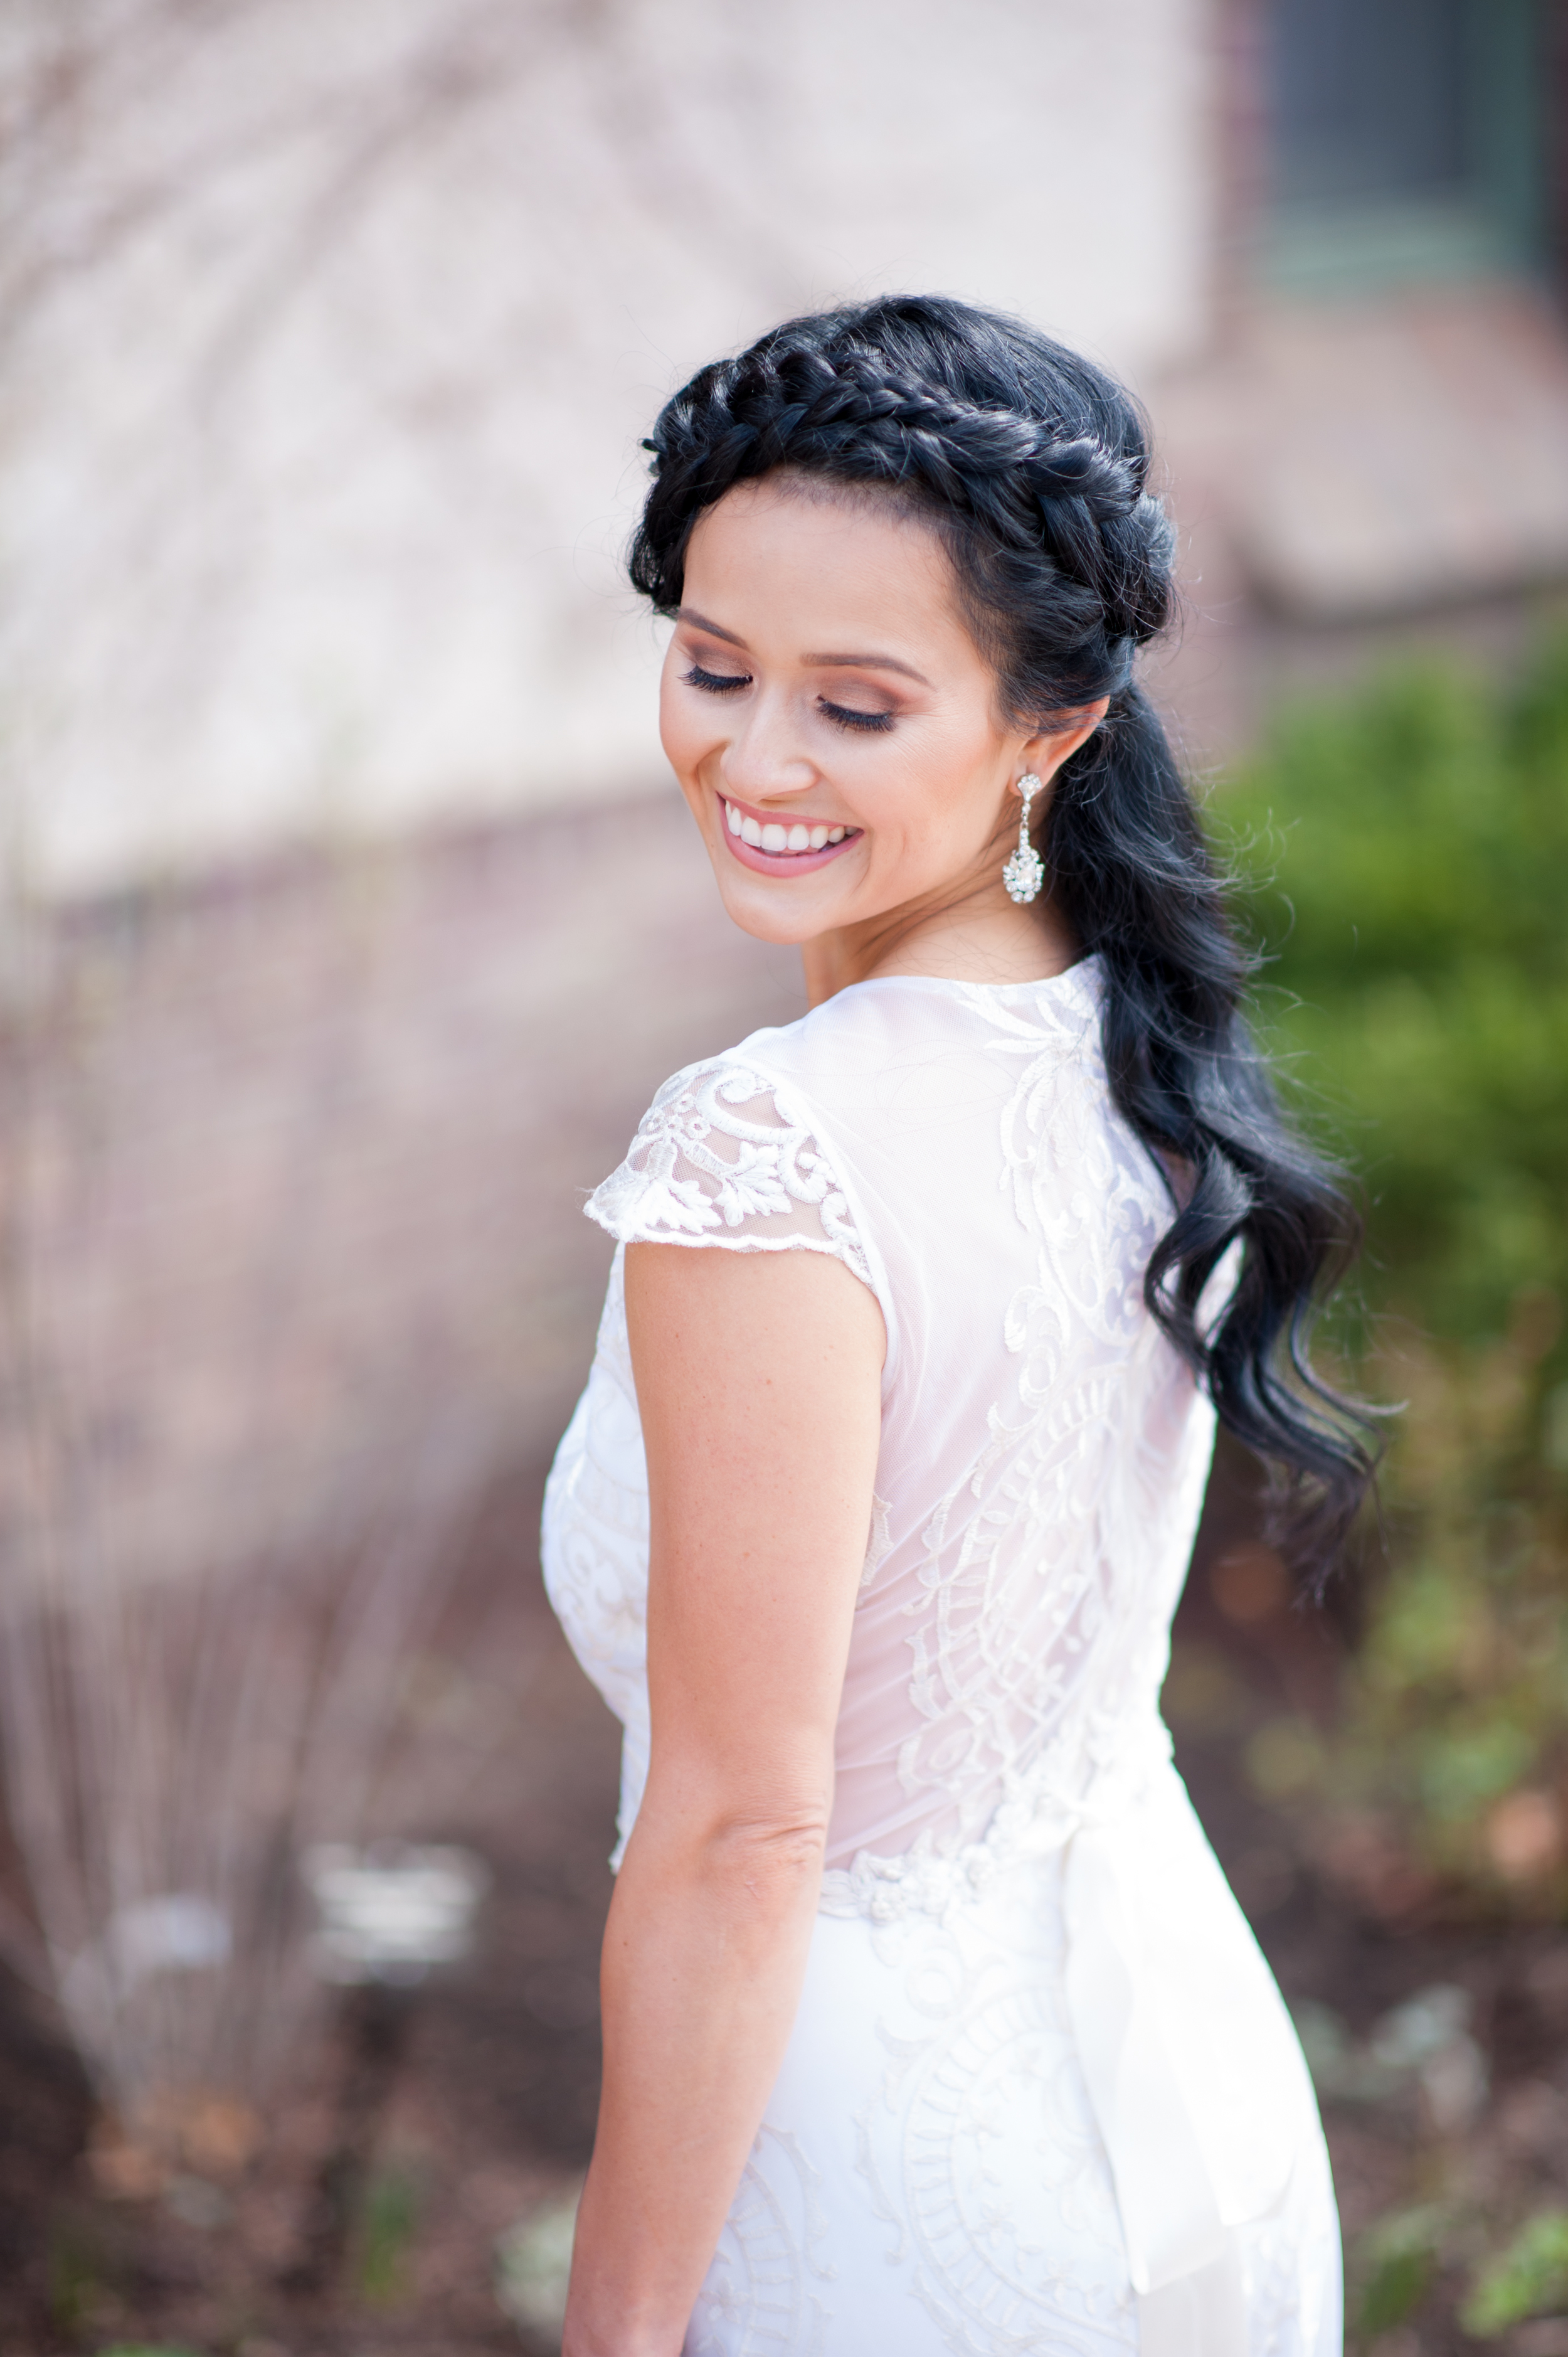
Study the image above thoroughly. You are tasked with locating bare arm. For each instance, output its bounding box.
[561,1240,885,2357]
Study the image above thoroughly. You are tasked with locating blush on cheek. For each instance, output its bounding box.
[659,690,723,816]
[657,673,694,766]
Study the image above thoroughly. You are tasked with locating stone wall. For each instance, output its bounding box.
[1,0,1217,897]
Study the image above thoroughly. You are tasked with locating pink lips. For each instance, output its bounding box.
[719,795,862,878]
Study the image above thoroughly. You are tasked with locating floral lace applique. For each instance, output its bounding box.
[860,1492,893,1594]
[689,2124,837,2355]
[871,996,1177,1866]
[586,1060,873,1293]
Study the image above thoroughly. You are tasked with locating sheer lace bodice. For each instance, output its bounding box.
[544,959,1213,1898]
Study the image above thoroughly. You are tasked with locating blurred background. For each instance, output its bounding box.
[0,2,1565,2351]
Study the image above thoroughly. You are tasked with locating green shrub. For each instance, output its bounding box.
[1216,635,1568,1913]
[1461,2208,1568,2335]
[1223,641,1568,1347]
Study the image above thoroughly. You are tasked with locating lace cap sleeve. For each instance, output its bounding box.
[585,1059,874,1294]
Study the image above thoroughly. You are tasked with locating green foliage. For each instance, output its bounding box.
[1309,1314,1568,1902]
[1347,2203,1568,2343]
[356,2163,422,2306]
[1460,2208,1568,2335]
[1219,636,1568,1913]
[49,2213,107,2338]
[1222,639,1568,1345]
[1353,2203,1448,2335]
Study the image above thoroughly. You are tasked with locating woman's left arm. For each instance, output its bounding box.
[561,1239,886,2357]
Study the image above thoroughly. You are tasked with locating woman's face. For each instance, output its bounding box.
[659,477,1092,971]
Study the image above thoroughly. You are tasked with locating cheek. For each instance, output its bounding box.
[864,732,992,860]
[657,669,694,770]
[658,656,728,769]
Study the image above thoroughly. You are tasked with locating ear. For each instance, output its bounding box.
[1017,698,1111,788]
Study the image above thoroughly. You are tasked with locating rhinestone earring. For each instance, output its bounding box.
[1002,773,1044,904]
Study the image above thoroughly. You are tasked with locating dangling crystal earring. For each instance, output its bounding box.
[1002,774,1044,904]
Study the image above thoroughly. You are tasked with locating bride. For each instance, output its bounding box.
[542,295,1372,2357]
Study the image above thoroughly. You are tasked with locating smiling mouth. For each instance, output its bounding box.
[725,799,847,853]
[721,795,861,861]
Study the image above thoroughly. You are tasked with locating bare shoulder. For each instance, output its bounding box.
[624,1238,886,1419]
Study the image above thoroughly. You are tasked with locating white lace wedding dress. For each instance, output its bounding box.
[543,959,1342,2357]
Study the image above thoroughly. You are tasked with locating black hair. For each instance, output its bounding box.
[629,294,1378,1582]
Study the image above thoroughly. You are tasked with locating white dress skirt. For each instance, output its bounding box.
[543,959,1343,2357]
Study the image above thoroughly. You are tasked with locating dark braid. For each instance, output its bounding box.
[630,295,1378,1583]
[634,338,1168,668]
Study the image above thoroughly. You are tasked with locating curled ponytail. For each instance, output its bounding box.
[1047,685,1374,1573]
[630,295,1379,1582]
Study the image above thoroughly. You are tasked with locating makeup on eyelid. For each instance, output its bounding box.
[682,663,896,734]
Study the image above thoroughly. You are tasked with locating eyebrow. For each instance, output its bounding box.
[675,607,933,688]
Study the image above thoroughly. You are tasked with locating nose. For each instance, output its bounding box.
[717,688,817,804]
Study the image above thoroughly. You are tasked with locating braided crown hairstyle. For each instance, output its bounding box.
[630,294,1377,1580]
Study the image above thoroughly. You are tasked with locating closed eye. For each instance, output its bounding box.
[684,663,751,694]
[820,698,896,734]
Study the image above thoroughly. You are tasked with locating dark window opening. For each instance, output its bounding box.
[1264,0,1544,292]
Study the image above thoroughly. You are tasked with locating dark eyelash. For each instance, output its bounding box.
[820,698,896,735]
[683,665,894,734]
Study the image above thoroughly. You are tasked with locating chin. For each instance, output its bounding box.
[710,869,822,949]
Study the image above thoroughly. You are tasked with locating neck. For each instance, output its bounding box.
[800,878,1079,1008]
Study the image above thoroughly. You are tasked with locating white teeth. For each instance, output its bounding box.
[729,802,850,856]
